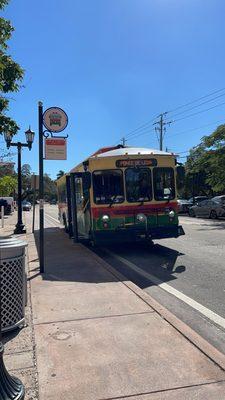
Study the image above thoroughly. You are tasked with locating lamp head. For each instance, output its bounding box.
[25,126,35,150]
[4,131,13,148]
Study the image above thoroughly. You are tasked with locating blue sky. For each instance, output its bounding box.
[2,0,225,178]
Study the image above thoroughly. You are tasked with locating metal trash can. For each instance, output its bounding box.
[0,236,27,332]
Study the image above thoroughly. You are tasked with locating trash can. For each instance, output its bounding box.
[0,236,27,332]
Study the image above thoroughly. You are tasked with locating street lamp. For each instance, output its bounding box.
[4,128,35,234]
[3,131,12,148]
[25,127,35,150]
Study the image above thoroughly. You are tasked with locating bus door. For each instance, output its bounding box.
[70,172,91,241]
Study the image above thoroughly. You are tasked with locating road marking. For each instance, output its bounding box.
[104,249,225,330]
[45,213,61,224]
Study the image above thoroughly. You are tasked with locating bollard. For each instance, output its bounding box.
[1,206,4,229]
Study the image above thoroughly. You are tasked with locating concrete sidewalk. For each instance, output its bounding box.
[2,212,225,399]
[1,212,39,399]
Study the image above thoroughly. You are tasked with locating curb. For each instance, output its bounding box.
[82,243,225,371]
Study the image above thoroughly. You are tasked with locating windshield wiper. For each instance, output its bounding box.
[109,194,119,208]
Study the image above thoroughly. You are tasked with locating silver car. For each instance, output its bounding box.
[189,196,225,219]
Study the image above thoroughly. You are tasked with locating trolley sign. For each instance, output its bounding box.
[43,107,68,133]
[45,138,67,160]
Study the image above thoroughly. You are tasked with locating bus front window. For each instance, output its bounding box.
[153,168,175,201]
[93,170,124,205]
[125,168,152,203]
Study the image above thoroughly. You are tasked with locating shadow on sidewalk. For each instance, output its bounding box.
[33,225,186,288]
[33,227,116,283]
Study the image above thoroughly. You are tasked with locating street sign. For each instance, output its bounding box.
[31,175,39,190]
[45,138,67,160]
[43,107,68,133]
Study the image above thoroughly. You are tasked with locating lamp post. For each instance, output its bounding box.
[4,128,35,234]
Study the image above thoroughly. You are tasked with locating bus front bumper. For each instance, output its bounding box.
[93,225,185,245]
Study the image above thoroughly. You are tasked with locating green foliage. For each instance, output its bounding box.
[0,1,10,10]
[21,163,32,192]
[185,124,225,195]
[44,174,57,201]
[0,174,16,196]
[56,170,65,180]
[0,0,24,136]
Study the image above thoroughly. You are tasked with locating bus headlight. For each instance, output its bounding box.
[169,210,175,218]
[136,213,147,223]
[102,214,110,222]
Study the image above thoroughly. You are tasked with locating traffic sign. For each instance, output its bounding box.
[45,138,67,160]
[43,107,68,133]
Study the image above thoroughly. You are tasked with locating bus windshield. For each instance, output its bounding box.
[153,167,175,200]
[93,170,124,205]
[125,168,152,202]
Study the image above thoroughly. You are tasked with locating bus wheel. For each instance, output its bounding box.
[210,210,218,219]
[189,209,195,217]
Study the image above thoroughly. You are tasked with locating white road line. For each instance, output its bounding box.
[104,249,225,330]
[45,213,61,224]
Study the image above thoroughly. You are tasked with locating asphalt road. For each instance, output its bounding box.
[44,205,225,354]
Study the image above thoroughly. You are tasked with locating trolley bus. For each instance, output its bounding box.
[57,145,185,245]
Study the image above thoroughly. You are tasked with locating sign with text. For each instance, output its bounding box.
[43,107,68,133]
[116,158,157,168]
[45,138,67,160]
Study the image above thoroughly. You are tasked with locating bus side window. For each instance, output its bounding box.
[75,178,83,205]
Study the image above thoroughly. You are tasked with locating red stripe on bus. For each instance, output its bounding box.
[91,202,178,218]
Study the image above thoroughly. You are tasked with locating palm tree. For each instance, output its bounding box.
[56,170,65,180]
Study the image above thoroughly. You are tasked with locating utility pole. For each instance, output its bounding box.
[121,137,126,146]
[154,113,172,151]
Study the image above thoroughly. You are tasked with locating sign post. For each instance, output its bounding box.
[38,102,44,273]
[38,103,68,274]
[31,175,39,234]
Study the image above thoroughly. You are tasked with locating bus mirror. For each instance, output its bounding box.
[83,172,91,190]
[164,188,171,196]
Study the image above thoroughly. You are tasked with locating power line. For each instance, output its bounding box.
[166,118,225,139]
[127,117,224,143]
[171,100,225,124]
[125,128,155,142]
[166,92,225,120]
[115,86,225,145]
[114,115,158,144]
[166,87,225,114]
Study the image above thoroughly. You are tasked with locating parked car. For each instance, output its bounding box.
[0,197,14,213]
[177,199,192,214]
[188,196,209,205]
[189,197,225,219]
[0,199,11,216]
[22,201,32,211]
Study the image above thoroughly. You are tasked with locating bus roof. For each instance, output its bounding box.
[68,146,176,175]
[91,146,174,158]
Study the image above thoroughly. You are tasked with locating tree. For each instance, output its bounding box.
[56,170,65,180]
[0,0,24,137]
[185,124,225,195]
[21,163,32,191]
[0,175,17,196]
[44,174,57,201]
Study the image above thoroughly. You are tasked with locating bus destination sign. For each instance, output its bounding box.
[116,159,157,168]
